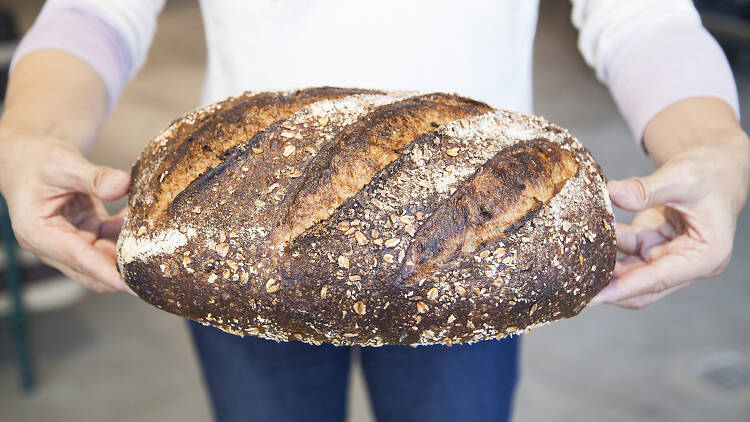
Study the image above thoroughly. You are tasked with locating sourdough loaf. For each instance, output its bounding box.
[116,87,616,346]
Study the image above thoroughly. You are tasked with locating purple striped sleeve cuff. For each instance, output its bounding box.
[10,3,133,113]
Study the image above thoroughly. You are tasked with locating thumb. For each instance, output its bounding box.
[607,165,691,212]
[64,155,131,201]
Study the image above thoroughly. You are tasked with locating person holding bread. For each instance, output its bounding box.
[0,1,747,421]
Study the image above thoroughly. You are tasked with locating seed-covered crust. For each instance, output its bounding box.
[117,87,616,346]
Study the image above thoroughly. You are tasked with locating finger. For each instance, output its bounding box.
[612,284,683,310]
[52,152,130,201]
[607,164,696,212]
[613,255,645,277]
[63,268,119,294]
[59,193,109,233]
[589,256,646,306]
[99,207,128,241]
[615,221,668,260]
[592,252,695,304]
[636,228,669,261]
[94,237,118,257]
[51,254,135,295]
[615,222,639,255]
[35,219,130,291]
[630,206,668,229]
[37,254,119,294]
[642,234,729,278]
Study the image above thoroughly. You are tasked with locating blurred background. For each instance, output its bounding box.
[0,1,749,421]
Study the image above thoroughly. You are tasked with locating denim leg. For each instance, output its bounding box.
[188,321,352,422]
[360,336,520,422]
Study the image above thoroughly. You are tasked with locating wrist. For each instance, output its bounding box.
[643,97,748,166]
[0,50,108,150]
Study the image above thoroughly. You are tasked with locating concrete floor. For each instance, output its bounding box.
[2,1,749,421]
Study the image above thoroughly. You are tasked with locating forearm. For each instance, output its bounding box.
[0,49,108,150]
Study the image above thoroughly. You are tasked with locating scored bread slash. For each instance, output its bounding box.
[117,87,616,347]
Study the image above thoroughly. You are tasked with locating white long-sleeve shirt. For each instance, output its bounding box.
[11,0,739,145]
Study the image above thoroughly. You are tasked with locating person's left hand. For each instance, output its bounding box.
[590,136,749,309]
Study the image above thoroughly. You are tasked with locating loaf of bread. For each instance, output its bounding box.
[116,87,616,346]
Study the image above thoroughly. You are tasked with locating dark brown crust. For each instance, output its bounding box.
[129,87,377,223]
[401,139,578,282]
[271,93,492,244]
[117,89,616,346]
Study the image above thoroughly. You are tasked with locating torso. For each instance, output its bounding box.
[197,0,539,111]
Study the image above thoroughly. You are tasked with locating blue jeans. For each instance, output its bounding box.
[189,321,520,422]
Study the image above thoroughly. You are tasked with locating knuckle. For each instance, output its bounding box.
[61,247,86,274]
[633,301,650,310]
[629,302,646,310]
[86,282,106,293]
[705,247,732,278]
[624,297,652,310]
[707,259,729,278]
[717,244,733,264]
[632,177,651,206]
[8,220,29,243]
[89,166,107,193]
[675,161,700,185]
[14,234,32,251]
[69,256,87,275]
[711,267,726,278]
[653,278,671,294]
[37,256,57,268]
[91,284,113,294]
[718,259,731,274]
[11,228,37,254]
[618,301,644,310]
[79,277,112,294]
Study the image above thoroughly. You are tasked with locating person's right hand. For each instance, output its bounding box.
[0,130,133,293]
